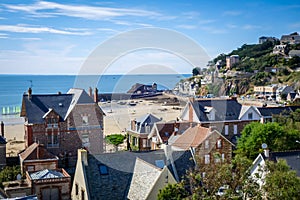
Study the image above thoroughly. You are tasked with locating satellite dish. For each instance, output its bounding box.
[16,174,22,180]
[262,143,268,149]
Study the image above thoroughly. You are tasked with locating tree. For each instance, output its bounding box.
[192,67,201,76]
[0,166,21,188]
[235,122,300,160]
[157,182,189,200]
[105,134,125,151]
[263,159,300,199]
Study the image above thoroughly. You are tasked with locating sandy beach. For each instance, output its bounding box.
[3,95,184,155]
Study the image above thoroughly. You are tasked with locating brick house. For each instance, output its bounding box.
[127,113,161,151]
[171,125,234,165]
[20,88,105,158]
[19,142,58,174]
[147,121,198,150]
[179,98,260,144]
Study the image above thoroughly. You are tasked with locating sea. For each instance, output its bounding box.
[0,74,190,124]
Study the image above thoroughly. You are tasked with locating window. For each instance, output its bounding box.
[222,153,225,162]
[27,165,34,172]
[75,184,79,195]
[99,165,108,175]
[155,160,165,169]
[145,125,151,133]
[82,116,89,126]
[205,140,209,149]
[225,125,229,135]
[234,125,238,135]
[248,112,253,120]
[217,139,222,149]
[204,154,210,164]
[142,139,148,148]
[47,130,59,147]
[46,117,58,128]
[82,134,90,148]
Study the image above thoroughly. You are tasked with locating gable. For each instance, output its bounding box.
[239,106,261,120]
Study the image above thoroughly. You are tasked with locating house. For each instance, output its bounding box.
[148,121,197,150]
[0,121,6,168]
[289,49,300,58]
[254,85,278,99]
[19,142,58,174]
[257,106,300,123]
[127,113,162,151]
[226,55,239,69]
[280,32,300,44]
[259,36,278,44]
[272,44,287,55]
[4,143,71,199]
[276,85,294,101]
[72,149,181,200]
[250,150,300,187]
[171,126,234,165]
[20,88,105,160]
[127,83,157,94]
[179,98,260,144]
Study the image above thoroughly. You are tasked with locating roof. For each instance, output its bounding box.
[83,149,194,199]
[19,142,58,161]
[171,126,210,150]
[191,98,242,121]
[239,105,261,119]
[257,106,300,117]
[0,135,6,144]
[30,169,64,180]
[132,113,162,134]
[21,88,97,124]
[127,83,153,93]
[21,93,73,123]
[269,150,300,177]
[149,122,197,143]
[127,158,164,200]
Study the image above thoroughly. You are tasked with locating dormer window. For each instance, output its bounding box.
[248,112,253,120]
[46,117,58,128]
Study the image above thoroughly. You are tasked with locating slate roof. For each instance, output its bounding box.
[84,149,195,199]
[21,94,73,124]
[133,113,162,134]
[257,106,300,117]
[0,135,6,144]
[19,142,58,161]
[191,98,242,121]
[269,150,300,177]
[30,169,64,180]
[21,88,97,124]
[171,150,195,181]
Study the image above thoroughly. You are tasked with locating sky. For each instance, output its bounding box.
[0,0,300,75]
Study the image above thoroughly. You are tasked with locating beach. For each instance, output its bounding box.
[4,94,184,155]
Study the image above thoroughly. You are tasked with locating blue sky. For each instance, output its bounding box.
[0,0,299,74]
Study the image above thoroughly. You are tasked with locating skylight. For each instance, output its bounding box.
[155,160,165,169]
[99,165,108,175]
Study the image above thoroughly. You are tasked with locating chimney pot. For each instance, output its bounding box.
[1,121,4,137]
[89,87,92,97]
[94,88,99,103]
[28,88,32,100]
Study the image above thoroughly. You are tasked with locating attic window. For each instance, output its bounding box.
[155,160,165,169]
[99,165,108,175]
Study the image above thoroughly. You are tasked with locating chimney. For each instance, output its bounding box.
[1,121,4,137]
[264,149,269,158]
[89,87,92,97]
[94,88,99,103]
[28,87,32,100]
[78,149,88,166]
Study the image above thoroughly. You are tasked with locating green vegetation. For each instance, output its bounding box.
[0,166,21,188]
[105,134,125,151]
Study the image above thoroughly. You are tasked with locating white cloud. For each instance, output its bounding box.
[0,24,92,35]
[3,1,160,20]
